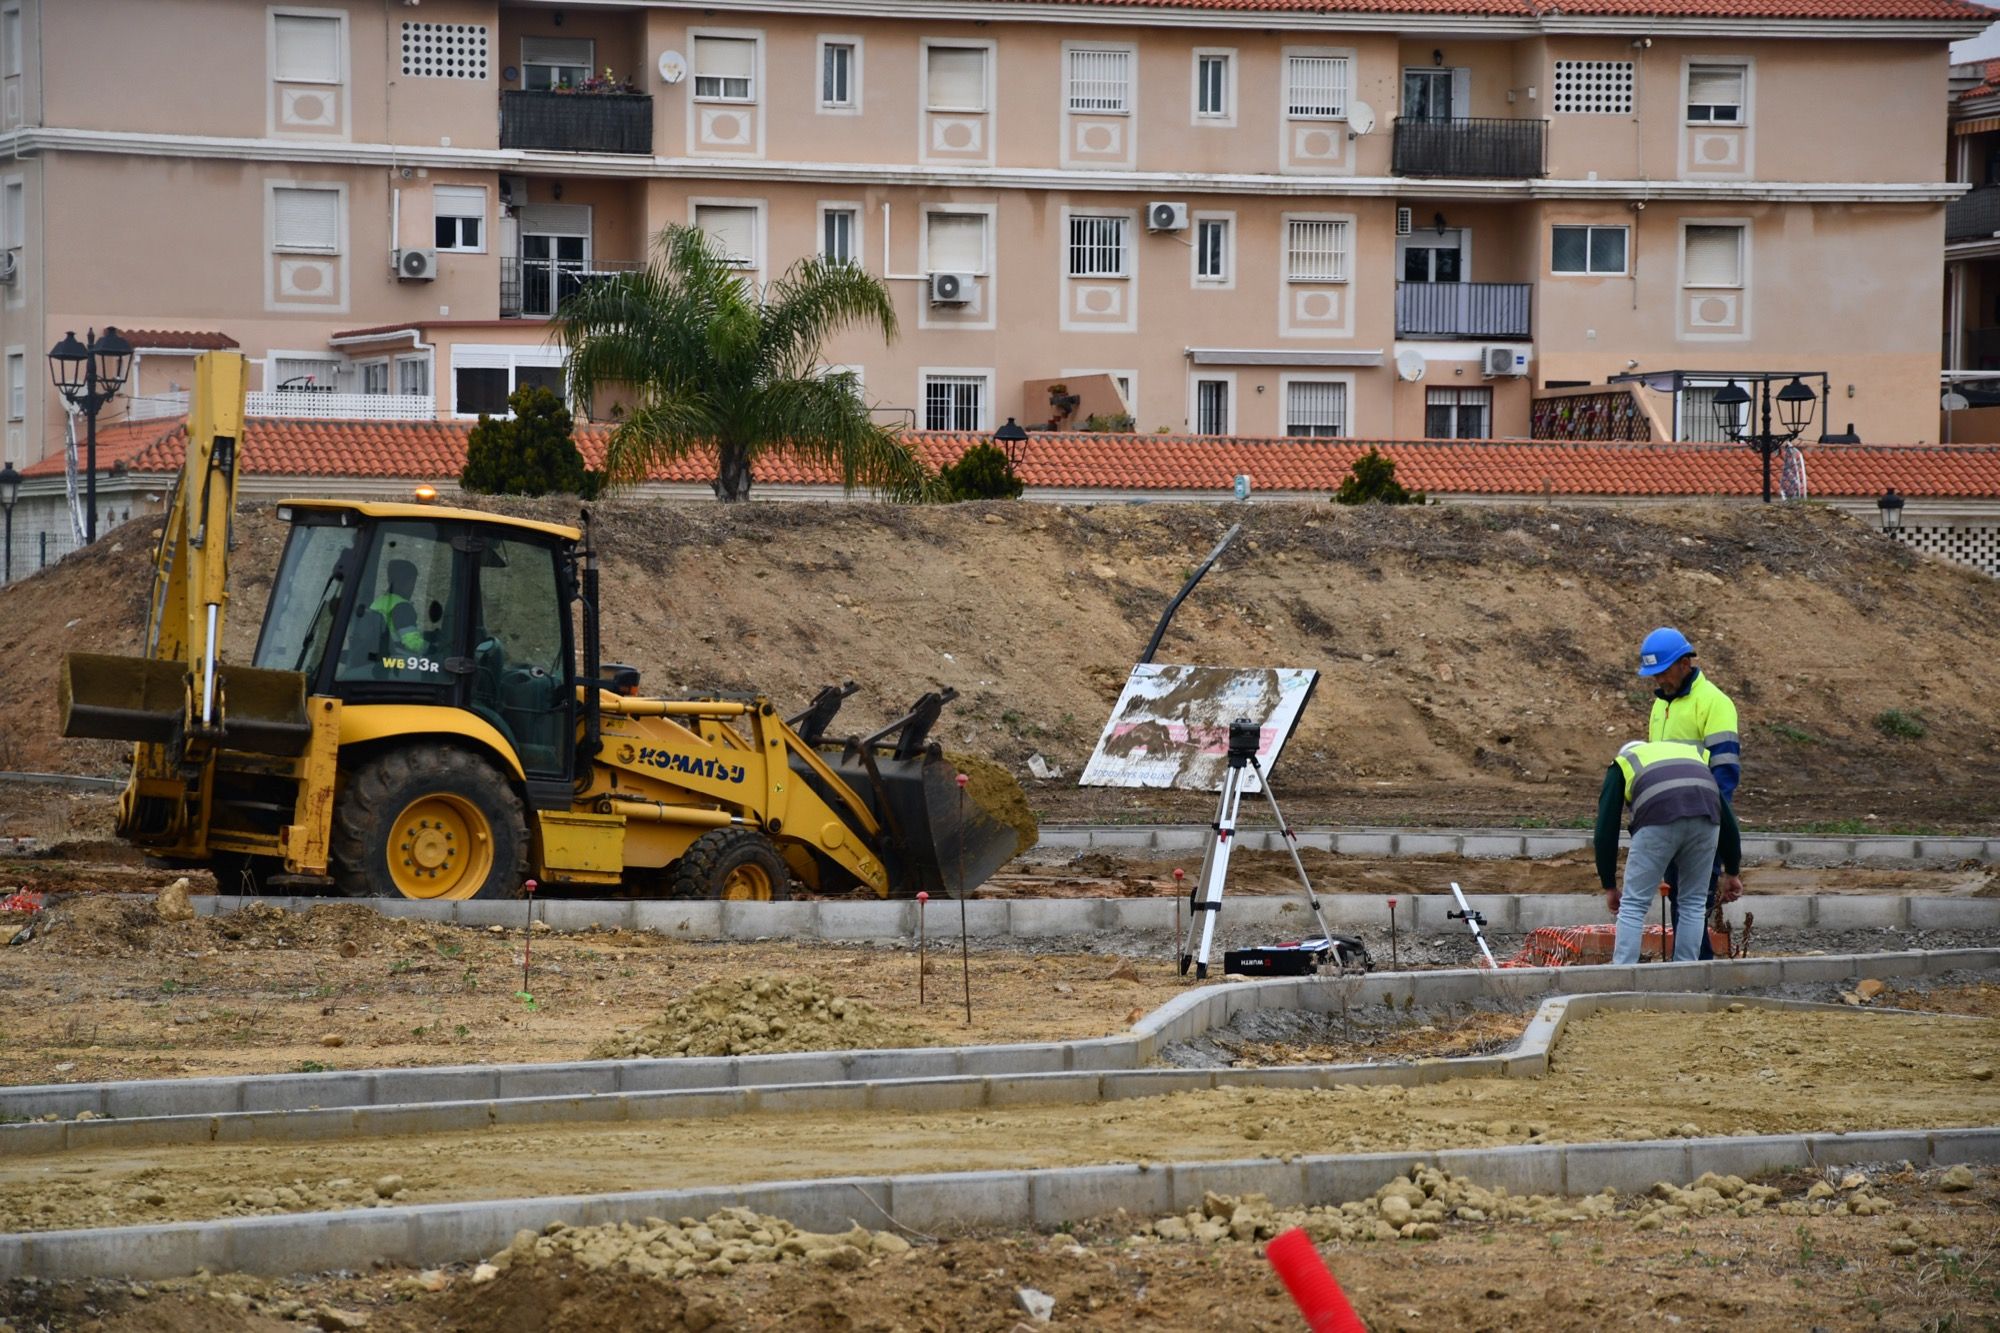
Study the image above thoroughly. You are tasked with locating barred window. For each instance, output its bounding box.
[1286,55,1348,118]
[1285,218,1349,282]
[1285,380,1347,438]
[1067,215,1128,278]
[1425,387,1491,440]
[1195,379,1230,435]
[924,374,986,431]
[1067,48,1130,113]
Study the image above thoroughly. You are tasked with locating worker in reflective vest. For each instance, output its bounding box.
[368,558,428,655]
[1638,627,1742,960]
[1594,739,1745,965]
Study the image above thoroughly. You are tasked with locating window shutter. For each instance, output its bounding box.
[695,205,757,265]
[1688,66,1742,106]
[1450,67,1471,117]
[522,37,593,68]
[1683,225,1742,286]
[1286,381,1346,436]
[433,186,484,220]
[927,46,986,111]
[274,14,341,83]
[273,187,340,252]
[694,36,754,80]
[2,181,22,249]
[927,213,984,272]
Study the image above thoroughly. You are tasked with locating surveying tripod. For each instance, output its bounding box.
[1178,717,1339,980]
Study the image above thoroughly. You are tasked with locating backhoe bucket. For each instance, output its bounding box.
[815,749,1036,898]
[61,652,311,757]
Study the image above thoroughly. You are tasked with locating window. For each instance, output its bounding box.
[402,22,488,80]
[516,364,564,397]
[471,537,569,775]
[1067,48,1130,113]
[1,179,21,253]
[1195,379,1230,435]
[1425,387,1490,440]
[1067,215,1127,278]
[1196,53,1230,119]
[1196,218,1229,282]
[396,355,430,398]
[273,356,341,391]
[2,8,19,80]
[693,36,755,101]
[6,351,23,420]
[273,186,341,253]
[456,367,510,415]
[1285,380,1347,438]
[1551,224,1627,275]
[1684,224,1744,287]
[1402,68,1454,122]
[1687,65,1745,123]
[821,41,856,108]
[1286,55,1348,119]
[433,186,485,252]
[821,207,856,265]
[926,212,986,273]
[1677,384,1735,442]
[273,13,341,84]
[359,361,390,395]
[1552,60,1634,115]
[924,374,986,431]
[694,204,757,267]
[521,36,591,91]
[926,45,987,112]
[1286,219,1349,282]
[335,521,458,683]
[452,347,563,417]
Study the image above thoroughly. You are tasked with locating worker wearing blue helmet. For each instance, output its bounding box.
[1637,626,1742,958]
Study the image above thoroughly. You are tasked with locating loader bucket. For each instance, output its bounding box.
[60,652,311,756]
[814,749,1036,898]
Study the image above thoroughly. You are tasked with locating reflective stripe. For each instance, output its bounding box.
[1703,730,1739,749]
[1630,774,1716,817]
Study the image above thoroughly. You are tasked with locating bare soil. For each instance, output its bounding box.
[4,499,1997,832]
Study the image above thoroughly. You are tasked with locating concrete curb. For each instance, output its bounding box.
[6,1124,1994,1281]
[6,948,1993,1150]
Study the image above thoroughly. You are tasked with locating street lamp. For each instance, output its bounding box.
[0,459,19,585]
[48,326,133,544]
[993,416,1028,471]
[1712,374,1820,504]
[1877,486,1904,535]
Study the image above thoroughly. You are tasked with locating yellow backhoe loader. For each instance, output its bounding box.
[58,352,1032,902]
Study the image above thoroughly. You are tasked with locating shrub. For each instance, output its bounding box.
[460,386,598,497]
[1081,412,1135,432]
[937,442,1023,502]
[1872,708,1928,740]
[1334,447,1424,505]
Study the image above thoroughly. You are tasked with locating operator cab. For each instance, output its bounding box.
[252,500,583,800]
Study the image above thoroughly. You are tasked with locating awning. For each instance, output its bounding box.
[1185,348,1385,368]
[1954,115,2000,136]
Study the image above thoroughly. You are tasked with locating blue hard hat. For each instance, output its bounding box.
[1637,627,1693,677]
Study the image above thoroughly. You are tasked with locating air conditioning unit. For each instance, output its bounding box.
[929,271,977,305]
[1146,201,1190,233]
[396,248,439,281]
[1483,346,1524,378]
[0,251,17,285]
[1396,207,1413,237]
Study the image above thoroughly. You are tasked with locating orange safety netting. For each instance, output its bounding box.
[1489,922,1733,969]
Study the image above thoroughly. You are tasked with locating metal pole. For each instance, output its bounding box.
[2,505,10,585]
[1759,379,1773,505]
[84,329,98,545]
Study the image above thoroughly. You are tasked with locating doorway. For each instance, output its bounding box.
[1398,228,1466,284]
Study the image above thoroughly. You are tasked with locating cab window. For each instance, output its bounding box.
[335,522,458,684]
[471,536,569,775]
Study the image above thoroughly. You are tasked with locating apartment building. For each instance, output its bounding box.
[0,0,1980,490]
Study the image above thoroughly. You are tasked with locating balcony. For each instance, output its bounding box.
[1947,184,2000,243]
[501,256,644,319]
[127,390,435,422]
[1392,117,1547,179]
[499,90,653,155]
[1395,282,1532,340]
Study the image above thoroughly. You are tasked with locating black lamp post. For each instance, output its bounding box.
[993,416,1028,471]
[48,326,133,545]
[1712,374,1818,504]
[1877,486,1904,535]
[0,458,19,585]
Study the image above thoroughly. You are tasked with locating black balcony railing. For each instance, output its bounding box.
[499,90,653,155]
[1947,184,2000,242]
[501,256,644,319]
[1395,282,1532,340]
[1392,117,1546,178]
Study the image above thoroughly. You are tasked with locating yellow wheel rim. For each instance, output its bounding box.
[386,793,495,900]
[718,859,776,902]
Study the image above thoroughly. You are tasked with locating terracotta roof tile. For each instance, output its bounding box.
[23,421,2000,500]
[117,329,241,351]
[967,0,1989,17]
[1959,56,2000,100]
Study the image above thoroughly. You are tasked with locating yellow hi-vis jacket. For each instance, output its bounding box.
[1614,740,1721,831]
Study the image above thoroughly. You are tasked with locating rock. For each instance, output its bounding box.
[1840,1172,1868,1191]
[470,1263,499,1284]
[319,1033,345,1048]
[1108,963,1140,983]
[1887,1236,1920,1255]
[871,1232,912,1256]
[1855,978,1886,1001]
[1969,1065,1994,1082]
[1053,982,1074,995]
[1378,1195,1414,1227]
[1015,1287,1056,1323]
[1839,991,1862,1007]
[1806,1181,1836,1202]
[155,879,196,923]
[373,1174,404,1199]
[1938,1165,1975,1193]
[806,1245,865,1271]
[313,1308,370,1331]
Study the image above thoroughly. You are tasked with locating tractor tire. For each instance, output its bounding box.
[331,747,527,901]
[667,828,792,902]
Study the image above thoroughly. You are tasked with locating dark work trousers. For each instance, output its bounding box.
[1663,794,1729,961]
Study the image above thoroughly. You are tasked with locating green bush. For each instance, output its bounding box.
[460,386,599,497]
[1334,447,1424,505]
[1081,412,1135,432]
[1872,708,1928,740]
[937,442,1023,502]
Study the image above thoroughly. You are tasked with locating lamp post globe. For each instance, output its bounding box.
[48,330,89,398]
[0,458,19,586]
[48,326,125,546]
[1710,380,1751,442]
[90,327,133,394]
[993,416,1028,470]
[1775,376,1817,438]
[1877,486,1904,535]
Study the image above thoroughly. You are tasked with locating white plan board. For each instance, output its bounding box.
[1079,664,1318,793]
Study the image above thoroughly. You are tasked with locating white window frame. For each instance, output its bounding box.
[394,353,432,399]
[1,176,22,255]
[269,183,343,255]
[5,347,23,421]
[691,32,759,104]
[1279,373,1353,438]
[433,185,486,254]
[817,36,862,114]
[449,344,565,420]
[689,197,767,273]
[356,358,391,395]
[1424,386,1492,440]
[1192,213,1234,288]
[1284,215,1351,283]
[922,40,992,114]
[1550,223,1628,277]
[1065,44,1133,115]
[1284,50,1349,120]
[1189,373,1236,436]
[921,205,992,277]
[1681,220,1747,289]
[266,351,344,394]
[818,201,863,266]
[1,6,20,81]
[1066,213,1129,279]
[270,7,344,85]
[919,367,993,432]
[1685,61,1749,125]
[520,36,593,91]
[1192,49,1235,126]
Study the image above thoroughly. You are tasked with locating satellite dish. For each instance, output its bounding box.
[1395,349,1427,383]
[657,50,688,84]
[1942,390,1971,412]
[1348,101,1377,136]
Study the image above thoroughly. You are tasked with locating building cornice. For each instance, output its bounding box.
[0,128,1967,204]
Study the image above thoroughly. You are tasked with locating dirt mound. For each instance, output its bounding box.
[590,973,935,1059]
[32,893,452,959]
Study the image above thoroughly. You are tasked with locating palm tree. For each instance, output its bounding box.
[556,224,920,502]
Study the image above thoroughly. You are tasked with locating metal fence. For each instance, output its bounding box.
[1394,282,1531,339]
[1947,184,2000,243]
[501,257,644,319]
[1,526,82,585]
[1392,117,1547,178]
